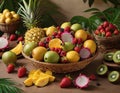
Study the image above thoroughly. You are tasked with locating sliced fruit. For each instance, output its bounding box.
[83,40,97,54]
[79,48,91,59]
[104,52,114,61]
[35,77,49,87]
[24,77,33,87]
[113,51,120,64]
[49,38,63,49]
[66,51,80,63]
[0,37,8,50]
[108,71,120,83]
[11,41,23,55]
[74,74,90,89]
[61,32,73,43]
[96,64,108,76]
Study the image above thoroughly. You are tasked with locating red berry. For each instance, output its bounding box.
[18,66,27,78]
[57,26,60,30]
[114,29,119,35]
[9,34,16,41]
[94,30,100,35]
[74,46,81,53]
[72,38,78,44]
[89,74,96,80]
[7,64,15,73]
[64,26,70,32]
[52,32,58,36]
[17,36,24,41]
[103,21,109,28]
[38,41,45,47]
[60,50,66,56]
[46,37,51,42]
[106,32,112,37]
[100,29,105,33]
[77,38,82,44]
[60,76,72,88]
[105,27,111,32]
[97,25,103,31]
[50,47,55,51]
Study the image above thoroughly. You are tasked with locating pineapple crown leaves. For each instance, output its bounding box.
[0,78,24,93]
[18,0,42,29]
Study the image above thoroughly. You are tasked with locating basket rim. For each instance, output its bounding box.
[0,20,20,26]
[22,49,99,66]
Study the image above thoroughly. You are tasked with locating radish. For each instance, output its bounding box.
[61,32,73,43]
[0,37,9,50]
[74,74,90,89]
[79,47,91,59]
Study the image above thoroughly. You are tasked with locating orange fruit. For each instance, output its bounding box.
[49,38,63,49]
[83,40,96,54]
[75,29,87,41]
[66,51,80,63]
[32,46,47,61]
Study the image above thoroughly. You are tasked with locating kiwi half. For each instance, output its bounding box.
[113,51,120,64]
[96,64,108,76]
[108,71,120,83]
[104,52,114,61]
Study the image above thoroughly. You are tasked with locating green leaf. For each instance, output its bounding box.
[70,16,89,29]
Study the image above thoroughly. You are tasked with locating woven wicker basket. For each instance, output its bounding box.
[94,33,120,50]
[22,50,98,73]
[0,20,20,34]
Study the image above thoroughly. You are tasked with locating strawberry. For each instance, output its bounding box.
[18,66,27,78]
[74,46,81,53]
[114,29,119,35]
[38,41,45,47]
[72,38,78,44]
[64,26,70,32]
[9,34,17,41]
[94,30,100,35]
[7,64,15,73]
[89,74,96,80]
[106,32,112,37]
[17,36,24,41]
[60,76,72,88]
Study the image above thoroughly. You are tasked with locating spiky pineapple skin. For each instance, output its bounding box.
[24,27,45,44]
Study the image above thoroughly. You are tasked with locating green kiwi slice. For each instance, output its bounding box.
[108,71,120,83]
[96,64,108,76]
[104,52,114,61]
[113,51,120,64]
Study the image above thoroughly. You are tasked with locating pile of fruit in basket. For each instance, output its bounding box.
[94,21,119,37]
[0,9,20,24]
[23,22,97,63]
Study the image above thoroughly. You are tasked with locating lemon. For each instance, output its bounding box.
[0,14,5,23]
[46,26,57,36]
[5,18,12,24]
[5,12,12,19]
[75,29,87,41]
[3,9,9,15]
[13,14,20,21]
[66,51,80,63]
[83,40,96,54]
[11,11,16,15]
[49,38,63,49]
[32,46,47,61]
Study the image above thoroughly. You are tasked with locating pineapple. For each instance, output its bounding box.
[19,0,45,44]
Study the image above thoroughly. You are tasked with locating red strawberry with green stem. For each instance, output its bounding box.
[60,76,72,88]
[18,66,27,78]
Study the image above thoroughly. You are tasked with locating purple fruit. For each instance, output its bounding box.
[79,47,91,59]
[61,32,73,43]
[0,37,9,50]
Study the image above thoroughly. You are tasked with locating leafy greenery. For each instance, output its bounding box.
[82,0,120,7]
[70,7,120,32]
[0,78,23,93]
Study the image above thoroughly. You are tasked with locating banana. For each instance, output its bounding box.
[11,41,23,55]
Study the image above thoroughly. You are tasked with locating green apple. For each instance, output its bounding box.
[2,51,17,65]
[61,22,71,29]
[63,42,75,52]
[71,23,82,31]
[23,42,37,56]
[44,51,60,63]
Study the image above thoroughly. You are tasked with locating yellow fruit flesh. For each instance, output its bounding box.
[24,78,33,87]
[49,38,63,49]
[10,41,23,55]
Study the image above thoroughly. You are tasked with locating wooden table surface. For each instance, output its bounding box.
[0,52,120,93]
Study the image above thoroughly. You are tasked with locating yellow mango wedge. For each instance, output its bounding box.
[24,77,33,87]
